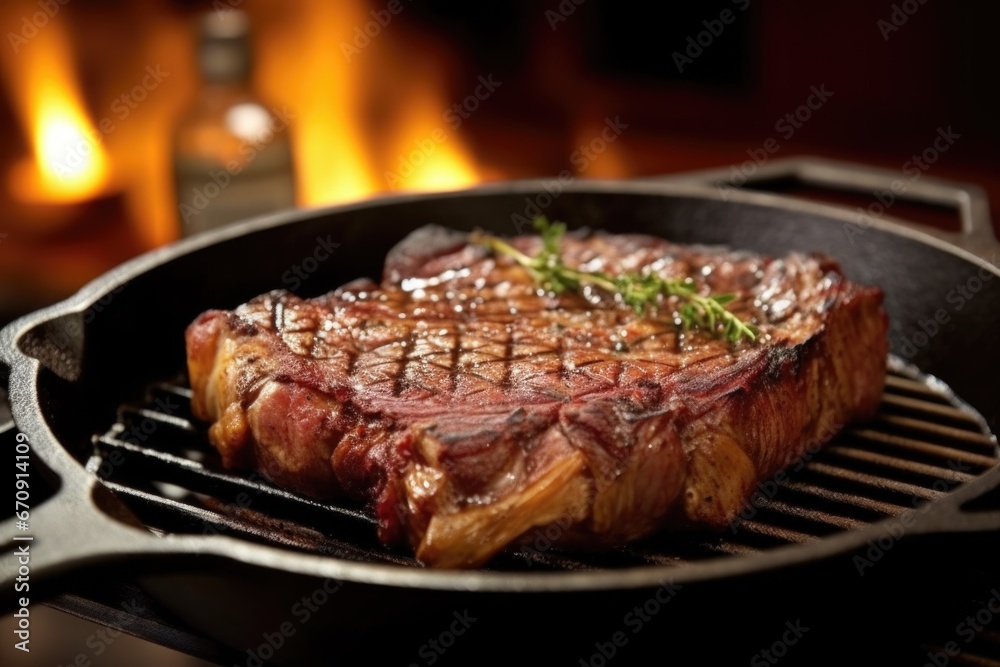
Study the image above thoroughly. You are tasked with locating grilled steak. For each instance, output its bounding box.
[186,225,887,567]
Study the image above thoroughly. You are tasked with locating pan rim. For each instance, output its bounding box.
[3,177,997,335]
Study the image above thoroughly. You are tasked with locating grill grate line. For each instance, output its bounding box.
[776,480,908,516]
[849,427,997,469]
[824,444,978,483]
[880,393,983,425]
[751,499,866,531]
[803,461,944,500]
[117,407,198,434]
[148,382,193,400]
[101,480,414,565]
[734,520,818,544]
[699,541,764,557]
[94,435,376,526]
[875,413,997,449]
[883,373,949,399]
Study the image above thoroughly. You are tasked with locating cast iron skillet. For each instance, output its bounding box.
[1,158,999,663]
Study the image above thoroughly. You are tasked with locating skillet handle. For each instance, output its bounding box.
[655,156,998,262]
[0,302,175,604]
[0,424,173,607]
[0,311,216,606]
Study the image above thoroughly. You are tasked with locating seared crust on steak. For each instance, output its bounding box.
[186,226,887,567]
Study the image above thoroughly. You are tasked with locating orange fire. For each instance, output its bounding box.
[381,82,480,193]
[255,0,379,205]
[2,13,109,204]
[256,0,479,206]
[3,0,487,246]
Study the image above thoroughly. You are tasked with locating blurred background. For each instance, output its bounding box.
[0,0,997,664]
[0,0,998,323]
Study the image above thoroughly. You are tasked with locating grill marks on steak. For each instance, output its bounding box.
[186,226,887,567]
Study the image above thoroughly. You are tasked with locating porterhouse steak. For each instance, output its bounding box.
[186,225,887,567]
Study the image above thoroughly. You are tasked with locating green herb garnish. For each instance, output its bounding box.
[471,217,757,345]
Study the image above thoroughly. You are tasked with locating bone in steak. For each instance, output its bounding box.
[186,225,887,567]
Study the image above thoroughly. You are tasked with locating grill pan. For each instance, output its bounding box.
[2,158,1000,663]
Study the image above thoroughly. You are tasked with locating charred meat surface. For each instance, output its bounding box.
[186,225,887,567]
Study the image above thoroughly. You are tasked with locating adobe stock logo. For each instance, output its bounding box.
[281,235,341,291]
[509,116,628,233]
[714,85,833,201]
[877,0,930,41]
[339,0,414,62]
[384,74,502,189]
[750,620,810,666]
[844,126,961,244]
[408,610,477,666]
[6,0,72,53]
[577,580,682,666]
[895,256,994,360]
[546,0,586,31]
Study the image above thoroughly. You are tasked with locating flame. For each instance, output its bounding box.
[0,0,499,305]
[256,0,479,204]
[30,87,108,198]
[3,16,109,202]
[108,14,197,248]
[368,26,480,194]
[383,85,479,192]
[255,0,379,205]
[2,0,485,240]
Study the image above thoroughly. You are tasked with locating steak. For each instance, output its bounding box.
[186,225,888,567]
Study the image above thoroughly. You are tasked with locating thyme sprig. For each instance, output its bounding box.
[471,217,757,345]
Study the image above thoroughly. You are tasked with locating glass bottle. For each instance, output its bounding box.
[173,10,296,236]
